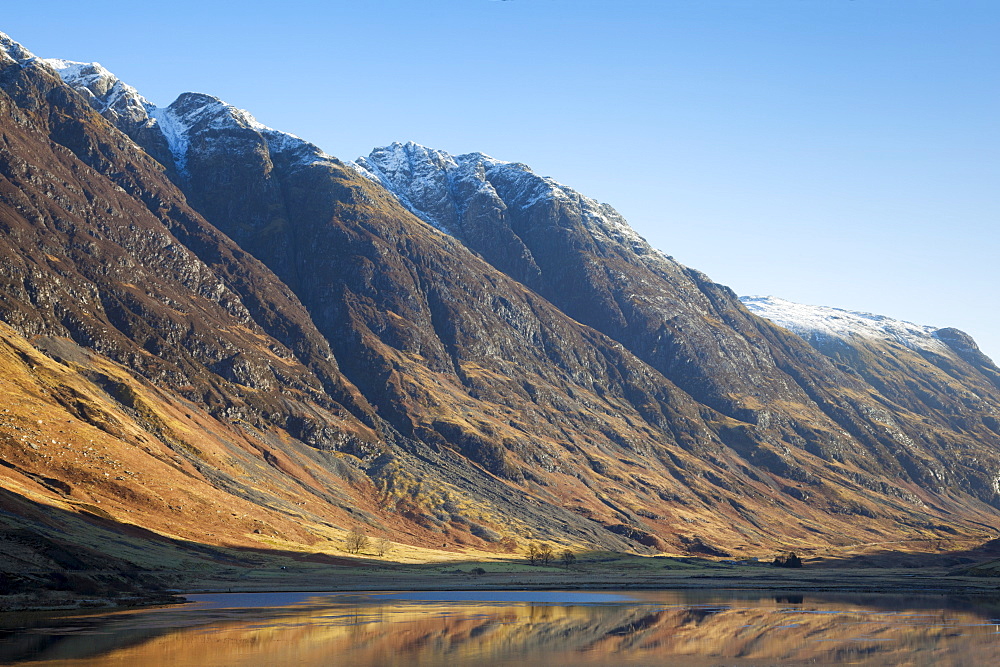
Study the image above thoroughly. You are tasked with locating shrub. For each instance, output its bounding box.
[498,535,518,553]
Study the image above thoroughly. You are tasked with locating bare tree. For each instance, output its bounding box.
[560,549,576,570]
[344,526,369,555]
[526,542,555,566]
[374,536,392,557]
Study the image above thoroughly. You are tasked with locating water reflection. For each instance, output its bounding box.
[5,590,1000,666]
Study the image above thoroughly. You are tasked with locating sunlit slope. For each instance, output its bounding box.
[3,28,1000,569]
[0,320,379,555]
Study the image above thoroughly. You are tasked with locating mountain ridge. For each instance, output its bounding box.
[742,296,954,353]
[4,29,1000,596]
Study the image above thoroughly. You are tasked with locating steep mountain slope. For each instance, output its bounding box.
[2,35,760,560]
[8,35,650,566]
[0,33,412,565]
[353,142,807,415]
[743,296,1000,454]
[355,143,1000,503]
[117,80,1000,531]
[4,29,1000,579]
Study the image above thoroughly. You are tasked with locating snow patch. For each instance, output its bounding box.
[741,296,948,353]
[147,106,190,173]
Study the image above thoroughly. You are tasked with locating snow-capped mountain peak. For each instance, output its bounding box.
[36,56,334,178]
[352,141,508,234]
[41,59,153,125]
[152,93,335,176]
[741,295,948,353]
[353,141,647,253]
[0,31,35,66]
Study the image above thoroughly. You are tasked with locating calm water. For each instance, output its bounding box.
[4,590,1000,666]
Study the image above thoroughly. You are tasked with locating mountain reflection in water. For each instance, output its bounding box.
[5,590,1000,666]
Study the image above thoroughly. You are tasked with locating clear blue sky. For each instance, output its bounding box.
[5,1,999,362]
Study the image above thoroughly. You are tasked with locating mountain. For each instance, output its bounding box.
[742,296,1000,445]
[354,142,1000,502]
[4,30,1000,599]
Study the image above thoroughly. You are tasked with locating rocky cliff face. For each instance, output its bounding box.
[1,35,406,592]
[1,36,376,437]
[4,30,1000,574]
[743,296,1000,478]
[356,143,1000,504]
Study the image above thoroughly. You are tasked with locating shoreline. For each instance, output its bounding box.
[5,561,1000,614]
[174,565,1000,601]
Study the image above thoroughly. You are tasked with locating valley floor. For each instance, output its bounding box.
[9,556,1000,614]
[177,561,1000,600]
